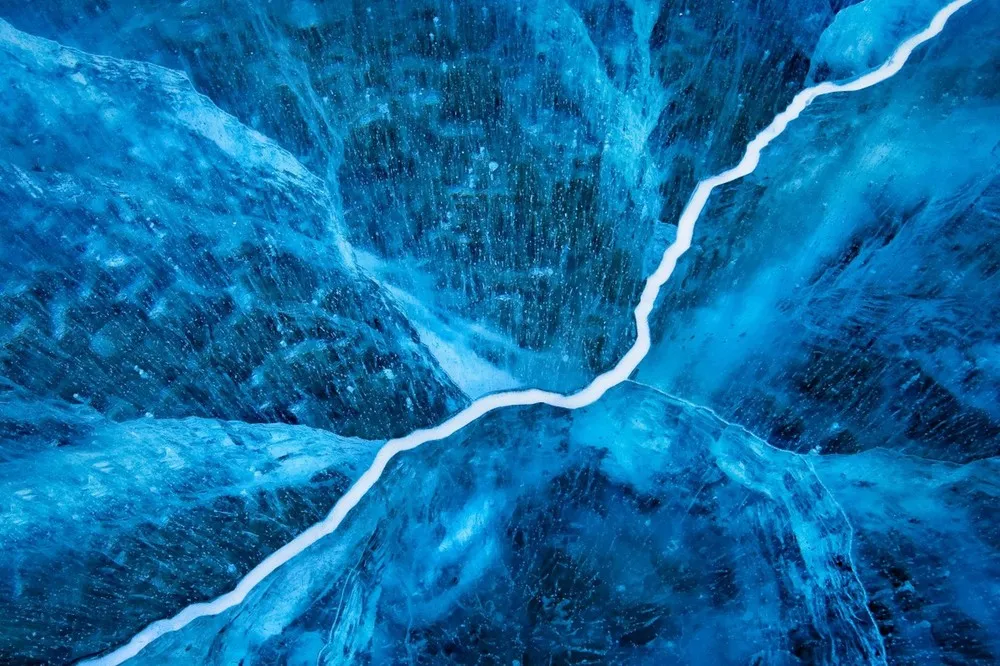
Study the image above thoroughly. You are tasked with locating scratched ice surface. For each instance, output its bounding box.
[0,1,998,665]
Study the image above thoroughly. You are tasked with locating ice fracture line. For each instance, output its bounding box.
[81,1,974,663]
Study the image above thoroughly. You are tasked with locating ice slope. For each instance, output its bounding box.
[639,0,1000,462]
[0,382,376,664]
[0,0,874,388]
[815,450,1000,664]
[98,384,886,666]
[0,19,463,439]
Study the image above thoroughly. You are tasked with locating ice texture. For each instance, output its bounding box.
[0,19,463,439]
[0,382,375,664]
[0,0,860,388]
[82,385,887,665]
[1,0,998,664]
[815,451,1000,663]
[639,0,1000,462]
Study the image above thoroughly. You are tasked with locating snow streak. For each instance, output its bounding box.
[82,2,972,663]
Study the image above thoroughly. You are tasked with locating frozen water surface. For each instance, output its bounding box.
[0,0,997,664]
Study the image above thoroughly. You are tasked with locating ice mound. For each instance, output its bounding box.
[0,20,462,439]
[0,0,856,388]
[0,381,376,663]
[640,0,1000,462]
[113,385,884,665]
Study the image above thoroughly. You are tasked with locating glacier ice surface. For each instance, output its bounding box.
[639,0,1000,463]
[1,0,998,664]
[0,18,463,439]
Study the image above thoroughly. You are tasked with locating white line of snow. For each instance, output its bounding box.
[81,2,972,663]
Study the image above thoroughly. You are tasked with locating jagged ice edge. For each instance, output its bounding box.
[80,1,972,663]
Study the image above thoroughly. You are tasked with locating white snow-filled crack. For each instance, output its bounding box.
[81,2,973,663]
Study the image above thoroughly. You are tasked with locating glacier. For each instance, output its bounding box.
[1,0,998,665]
